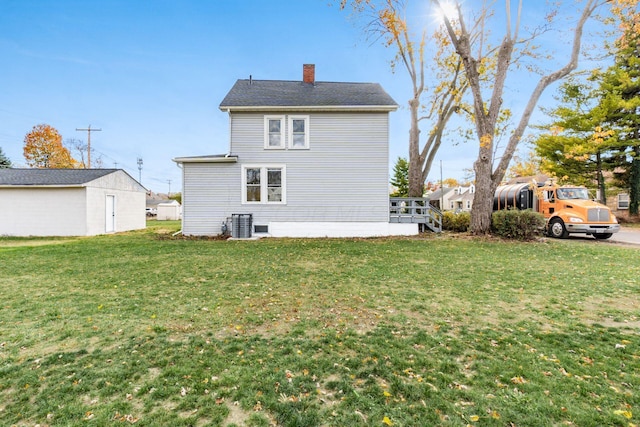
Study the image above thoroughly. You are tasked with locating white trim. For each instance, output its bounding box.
[288,115,310,149]
[618,193,630,210]
[264,115,285,149]
[172,156,238,164]
[268,222,418,238]
[241,164,287,205]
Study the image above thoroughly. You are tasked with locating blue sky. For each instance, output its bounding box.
[0,0,612,193]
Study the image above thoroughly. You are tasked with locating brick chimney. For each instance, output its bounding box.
[303,64,315,84]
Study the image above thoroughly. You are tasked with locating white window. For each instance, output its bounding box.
[618,193,629,209]
[264,116,285,149]
[288,116,309,149]
[242,165,286,204]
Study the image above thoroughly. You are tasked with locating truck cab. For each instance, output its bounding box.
[537,184,620,239]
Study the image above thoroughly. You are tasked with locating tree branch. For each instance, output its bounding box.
[492,0,604,183]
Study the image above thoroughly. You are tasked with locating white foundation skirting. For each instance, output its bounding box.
[267,222,418,238]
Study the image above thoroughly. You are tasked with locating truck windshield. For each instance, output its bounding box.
[557,188,590,200]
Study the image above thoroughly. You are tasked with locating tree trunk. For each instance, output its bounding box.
[408,97,424,197]
[630,154,640,215]
[597,151,606,204]
[471,155,495,234]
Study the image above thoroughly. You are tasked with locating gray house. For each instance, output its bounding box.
[0,168,146,236]
[174,64,417,237]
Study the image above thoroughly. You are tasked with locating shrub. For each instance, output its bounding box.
[442,211,471,232]
[491,209,546,240]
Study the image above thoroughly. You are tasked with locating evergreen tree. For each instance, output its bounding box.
[596,30,640,214]
[533,79,611,196]
[390,157,409,197]
[0,146,11,168]
[534,30,640,210]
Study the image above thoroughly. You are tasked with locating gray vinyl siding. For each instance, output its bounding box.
[182,162,240,236]
[182,111,390,235]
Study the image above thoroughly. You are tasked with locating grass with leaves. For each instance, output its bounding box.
[1,222,638,426]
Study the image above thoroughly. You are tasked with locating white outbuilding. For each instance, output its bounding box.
[156,199,181,221]
[0,168,147,236]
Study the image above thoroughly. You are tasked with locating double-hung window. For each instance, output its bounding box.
[264,116,285,149]
[618,193,629,209]
[288,116,309,149]
[263,115,309,149]
[242,165,286,204]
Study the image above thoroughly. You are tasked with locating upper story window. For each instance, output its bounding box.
[263,115,309,150]
[242,165,286,204]
[264,116,285,149]
[289,116,309,149]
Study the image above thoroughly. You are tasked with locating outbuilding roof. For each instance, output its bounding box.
[0,168,134,186]
[219,79,398,112]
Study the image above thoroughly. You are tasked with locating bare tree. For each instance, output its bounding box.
[341,0,470,197]
[66,138,103,169]
[434,0,608,234]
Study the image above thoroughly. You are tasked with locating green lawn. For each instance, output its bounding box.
[1,222,638,426]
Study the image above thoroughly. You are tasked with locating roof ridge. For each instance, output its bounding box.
[237,79,379,85]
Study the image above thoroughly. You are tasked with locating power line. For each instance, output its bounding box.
[75,125,102,168]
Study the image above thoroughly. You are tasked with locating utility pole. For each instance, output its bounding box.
[76,125,102,169]
[137,157,143,183]
[167,179,171,196]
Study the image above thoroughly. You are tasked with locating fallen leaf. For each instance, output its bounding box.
[614,410,633,419]
[511,376,527,384]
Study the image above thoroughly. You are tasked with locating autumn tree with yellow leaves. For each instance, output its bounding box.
[23,124,78,168]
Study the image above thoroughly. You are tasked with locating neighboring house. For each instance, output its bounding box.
[174,64,417,238]
[607,191,633,220]
[428,185,475,212]
[427,187,455,211]
[0,168,146,236]
[448,184,475,212]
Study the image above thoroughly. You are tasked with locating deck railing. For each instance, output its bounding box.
[389,197,442,232]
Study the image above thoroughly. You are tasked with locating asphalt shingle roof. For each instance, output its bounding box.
[219,79,398,110]
[0,168,120,186]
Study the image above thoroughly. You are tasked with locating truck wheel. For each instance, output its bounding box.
[593,233,613,240]
[548,218,568,239]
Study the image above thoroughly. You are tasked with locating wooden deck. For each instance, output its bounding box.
[389,197,442,232]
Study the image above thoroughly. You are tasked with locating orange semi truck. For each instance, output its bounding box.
[494,180,620,239]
